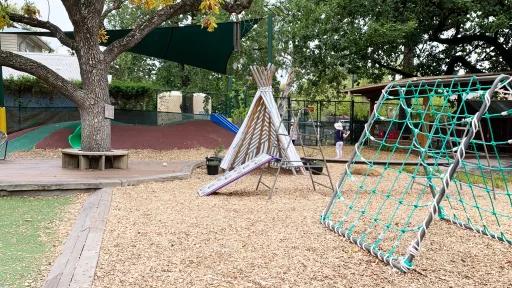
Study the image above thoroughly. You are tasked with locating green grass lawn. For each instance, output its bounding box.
[0,195,73,288]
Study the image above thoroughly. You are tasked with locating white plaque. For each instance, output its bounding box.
[105,104,115,119]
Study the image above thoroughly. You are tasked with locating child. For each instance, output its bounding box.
[290,119,298,145]
[334,122,350,159]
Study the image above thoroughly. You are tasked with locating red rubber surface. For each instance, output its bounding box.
[8,126,38,140]
[35,120,235,150]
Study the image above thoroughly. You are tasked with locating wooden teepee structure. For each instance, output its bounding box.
[220,65,303,171]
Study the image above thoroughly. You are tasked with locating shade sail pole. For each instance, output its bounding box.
[267,13,273,64]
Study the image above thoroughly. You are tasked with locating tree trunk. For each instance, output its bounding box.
[77,60,112,152]
[75,26,112,152]
[79,100,111,152]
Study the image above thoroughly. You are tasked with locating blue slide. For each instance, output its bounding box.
[210,113,239,134]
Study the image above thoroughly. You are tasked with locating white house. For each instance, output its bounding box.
[1,28,82,81]
[0,27,51,53]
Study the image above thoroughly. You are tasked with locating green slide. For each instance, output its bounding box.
[68,125,81,149]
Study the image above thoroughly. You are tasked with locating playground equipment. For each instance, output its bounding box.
[199,65,303,196]
[257,106,335,199]
[199,65,336,198]
[0,107,8,160]
[199,153,273,196]
[210,113,239,134]
[68,125,81,149]
[220,65,302,171]
[321,74,512,271]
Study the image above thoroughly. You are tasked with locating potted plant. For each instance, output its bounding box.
[206,146,224,175]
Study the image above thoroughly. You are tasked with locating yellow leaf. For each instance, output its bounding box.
[98,27,109,43]
[21,2,40,18]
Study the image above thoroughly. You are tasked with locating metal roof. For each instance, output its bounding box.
[1,27,52,51]
[343,72,512,101]
[2,52,81,81]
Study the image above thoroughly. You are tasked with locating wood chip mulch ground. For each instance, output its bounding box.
[84,148,512,288]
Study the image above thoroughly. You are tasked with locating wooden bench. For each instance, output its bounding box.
[61,149,128,170]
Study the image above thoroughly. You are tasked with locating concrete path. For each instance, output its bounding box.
[0,159,203,192]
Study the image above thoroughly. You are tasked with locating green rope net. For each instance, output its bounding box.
[321,74,512,272]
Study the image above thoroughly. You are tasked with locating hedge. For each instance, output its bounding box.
[3,77,160,111]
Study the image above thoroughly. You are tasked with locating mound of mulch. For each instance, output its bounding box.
[35,120,234,150]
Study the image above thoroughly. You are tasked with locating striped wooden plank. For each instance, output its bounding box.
[43,188,113,288]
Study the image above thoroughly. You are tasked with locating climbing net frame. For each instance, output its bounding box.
[321,74,512,272]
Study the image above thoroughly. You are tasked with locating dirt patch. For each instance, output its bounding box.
[10,148,511,287]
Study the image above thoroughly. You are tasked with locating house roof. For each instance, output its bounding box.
[2,27,52,51]
[343,72,512,101]
[2,52,81,81]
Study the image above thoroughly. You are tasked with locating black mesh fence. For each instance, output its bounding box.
[5,97,371,146]
[5,106,209,134]
[289,99,370,145]
[6,107,80,133]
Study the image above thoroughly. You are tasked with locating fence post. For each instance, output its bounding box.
[287,95,291,132]
[350,96,355,144]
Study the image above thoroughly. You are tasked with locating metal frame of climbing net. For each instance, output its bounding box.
[321,74,512,272]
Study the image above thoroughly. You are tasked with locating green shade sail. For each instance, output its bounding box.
[1,19,261,74]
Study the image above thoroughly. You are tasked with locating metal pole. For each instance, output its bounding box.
[287,95,291,133]
[316,101,320,146]
[226,76,233,116]
[0,36,3,107]
[267,13,273,65]
[0,66,4,107]
[335,101,337,122]
[350,95,355,144]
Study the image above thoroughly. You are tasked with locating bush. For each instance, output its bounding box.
[109,80,159,110]
[3,77,160,111]
[4,76,55,94]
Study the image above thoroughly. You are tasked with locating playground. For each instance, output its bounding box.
[2,70,512,287]
[1,147,510,287]
[0,1,512,287]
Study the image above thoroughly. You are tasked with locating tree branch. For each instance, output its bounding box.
[7,12,78,50]
[371,58,418,78]
[444,55,484,75]
[80,0,106,20]
[61,0,82,27]
[431,33,512,68]
[101,0,126,21]
[0,50,83,103]
[222,0,254,14]
[103,0,199,63]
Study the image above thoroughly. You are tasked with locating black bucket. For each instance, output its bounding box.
[311,165,324,175]
[206,157,221,175]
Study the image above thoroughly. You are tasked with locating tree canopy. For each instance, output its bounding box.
[276,0,512,95]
